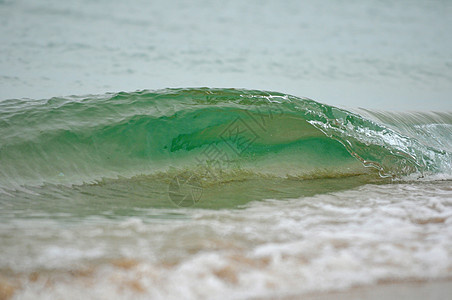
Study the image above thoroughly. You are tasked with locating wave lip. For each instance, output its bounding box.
[0,88,451,191]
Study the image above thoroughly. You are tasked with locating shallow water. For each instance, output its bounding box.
[1,181,451,299]
[0,88,450,299]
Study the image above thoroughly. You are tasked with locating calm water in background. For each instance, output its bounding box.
[1,0,452,299]
[1,0,452,110]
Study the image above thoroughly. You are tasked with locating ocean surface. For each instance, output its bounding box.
[1,0,452,299]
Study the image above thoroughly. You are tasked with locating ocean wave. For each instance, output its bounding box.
[0,88,451,192]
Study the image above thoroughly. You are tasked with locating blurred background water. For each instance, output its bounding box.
[1,0,451,110]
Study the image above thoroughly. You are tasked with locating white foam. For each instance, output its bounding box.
[3,181,451,299]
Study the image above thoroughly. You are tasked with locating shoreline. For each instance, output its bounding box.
[264,279,452,300]
[2,273,451,300]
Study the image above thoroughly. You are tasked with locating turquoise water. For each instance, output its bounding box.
[0,1,451,299]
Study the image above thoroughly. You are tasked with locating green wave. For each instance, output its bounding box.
[0,88,451,193]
